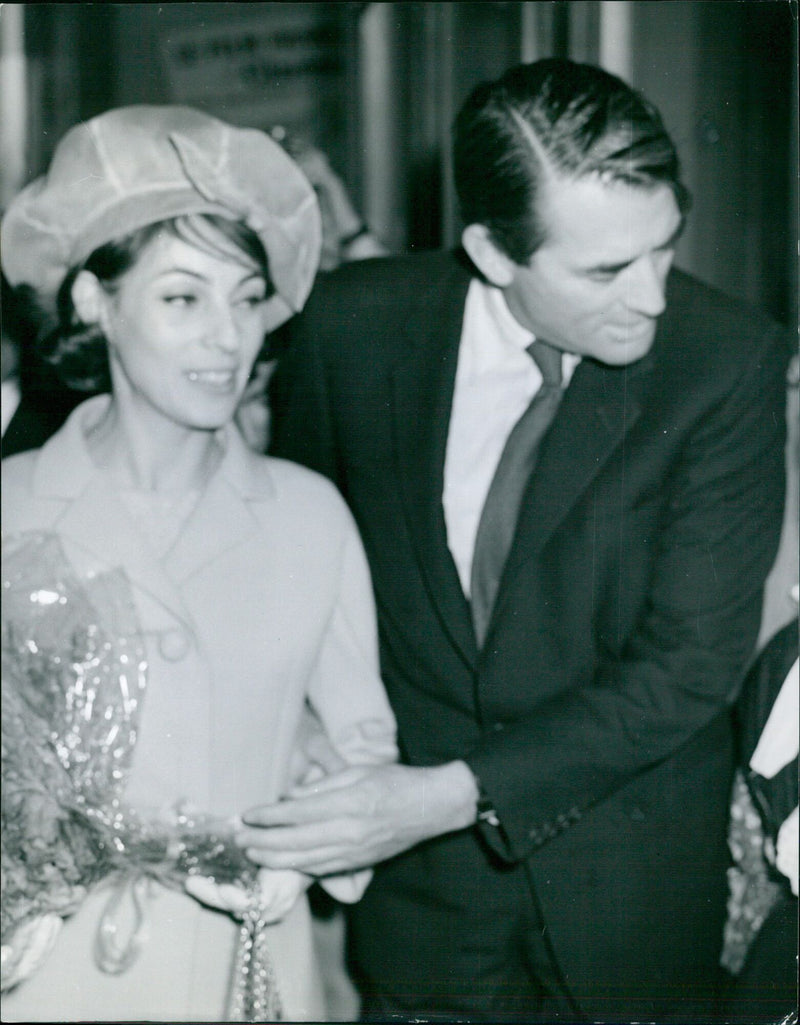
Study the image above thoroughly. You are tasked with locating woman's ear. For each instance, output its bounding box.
[461,224,516,287]
[70,270,105,326]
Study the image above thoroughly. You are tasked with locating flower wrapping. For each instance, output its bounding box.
[1,532,258,961]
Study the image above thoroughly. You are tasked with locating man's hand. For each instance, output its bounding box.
[236,761,480,876]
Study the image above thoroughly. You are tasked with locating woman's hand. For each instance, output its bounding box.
[184,867,312,924]
[1,913,62,991]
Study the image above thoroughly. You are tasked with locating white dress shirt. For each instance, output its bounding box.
[443,279,579,596]
[1,376,21,436]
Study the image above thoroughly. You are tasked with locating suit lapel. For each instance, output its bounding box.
[392,261,478,667]
[389,259,653,656]
[494,355,648,625]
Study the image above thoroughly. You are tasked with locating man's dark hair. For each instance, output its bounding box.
[453,58,690,265]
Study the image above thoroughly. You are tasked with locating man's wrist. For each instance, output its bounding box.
[423,761,480,834]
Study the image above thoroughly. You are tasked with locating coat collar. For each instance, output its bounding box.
[30,396,277,629]
[32,394,277,503]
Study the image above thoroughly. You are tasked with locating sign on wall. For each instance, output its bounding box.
[159,6,344,145]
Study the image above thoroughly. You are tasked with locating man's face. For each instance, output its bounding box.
[503,175,683,366]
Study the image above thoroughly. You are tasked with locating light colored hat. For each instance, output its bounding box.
[1,105,322,327]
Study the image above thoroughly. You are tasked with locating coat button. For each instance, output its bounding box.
[158,629,190,661]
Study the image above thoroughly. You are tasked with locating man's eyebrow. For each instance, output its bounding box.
[586,217,686,275]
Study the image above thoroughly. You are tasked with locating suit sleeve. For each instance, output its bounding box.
[466,324,789,861]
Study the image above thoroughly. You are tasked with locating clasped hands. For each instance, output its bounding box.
[234,760,480,878]
[184,711,479,918]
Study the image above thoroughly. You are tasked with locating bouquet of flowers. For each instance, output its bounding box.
[1,532,263,1005]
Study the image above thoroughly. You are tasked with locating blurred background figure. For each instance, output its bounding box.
[722,353,799,1025]
[235,128,389,453]
[270,127,388,271]
[1,273,21,437]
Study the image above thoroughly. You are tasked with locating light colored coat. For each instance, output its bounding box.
[1,395,397,1022]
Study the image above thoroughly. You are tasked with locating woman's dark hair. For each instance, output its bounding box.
[453,58,691,266]
[37,214,273,392]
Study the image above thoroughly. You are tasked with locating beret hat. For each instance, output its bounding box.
[1,105,322,326]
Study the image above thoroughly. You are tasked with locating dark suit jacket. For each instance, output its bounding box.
[270,250,788,1019]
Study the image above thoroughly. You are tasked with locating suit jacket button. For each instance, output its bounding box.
[159,629,189,661]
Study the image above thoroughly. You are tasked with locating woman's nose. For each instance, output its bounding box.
[204,300,240,353]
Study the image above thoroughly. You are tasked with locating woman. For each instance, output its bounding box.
[0,105,397,1022]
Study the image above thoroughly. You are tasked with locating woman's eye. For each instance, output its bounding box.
[238,289,268,306]
[163,293,198,307]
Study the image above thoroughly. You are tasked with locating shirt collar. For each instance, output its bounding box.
[462,278,581,383]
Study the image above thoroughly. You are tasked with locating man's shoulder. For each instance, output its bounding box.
[659,268,790,383]
[665,268,784,341]
[309,248,471,308]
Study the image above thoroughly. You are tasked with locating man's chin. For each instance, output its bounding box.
[595,332,655,366]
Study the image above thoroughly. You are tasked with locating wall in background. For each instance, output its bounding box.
[7,1,797,325]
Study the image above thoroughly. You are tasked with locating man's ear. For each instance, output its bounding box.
[461,224,516,287]
[70,270,106,326]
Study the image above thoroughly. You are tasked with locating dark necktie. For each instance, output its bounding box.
[470,340,564,646]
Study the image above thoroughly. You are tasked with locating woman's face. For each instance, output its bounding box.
[89,229,276,433]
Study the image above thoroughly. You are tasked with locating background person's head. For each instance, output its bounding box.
[1,105,321,401]
[453,57,690,267]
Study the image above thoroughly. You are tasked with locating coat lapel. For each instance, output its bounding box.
[33,398,270,637]
[165,429,269,587]
[392,261,478,667]
[52,476,198,636]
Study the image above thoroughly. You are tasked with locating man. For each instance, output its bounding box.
[238,59,788,1021]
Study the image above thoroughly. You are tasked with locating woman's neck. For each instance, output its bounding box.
[85,396,223,493]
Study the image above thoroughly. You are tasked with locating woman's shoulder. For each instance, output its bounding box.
[1,446,39,492]
[240,446,352,519]
[264,454,349,509]
[1,449,44,540]
[243,454,363,566]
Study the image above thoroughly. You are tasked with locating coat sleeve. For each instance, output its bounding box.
[306,516,398,769]
[303,496,398,903]
[466,324,789,861]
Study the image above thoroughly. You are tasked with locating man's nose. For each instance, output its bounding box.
[626,255,668,318]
